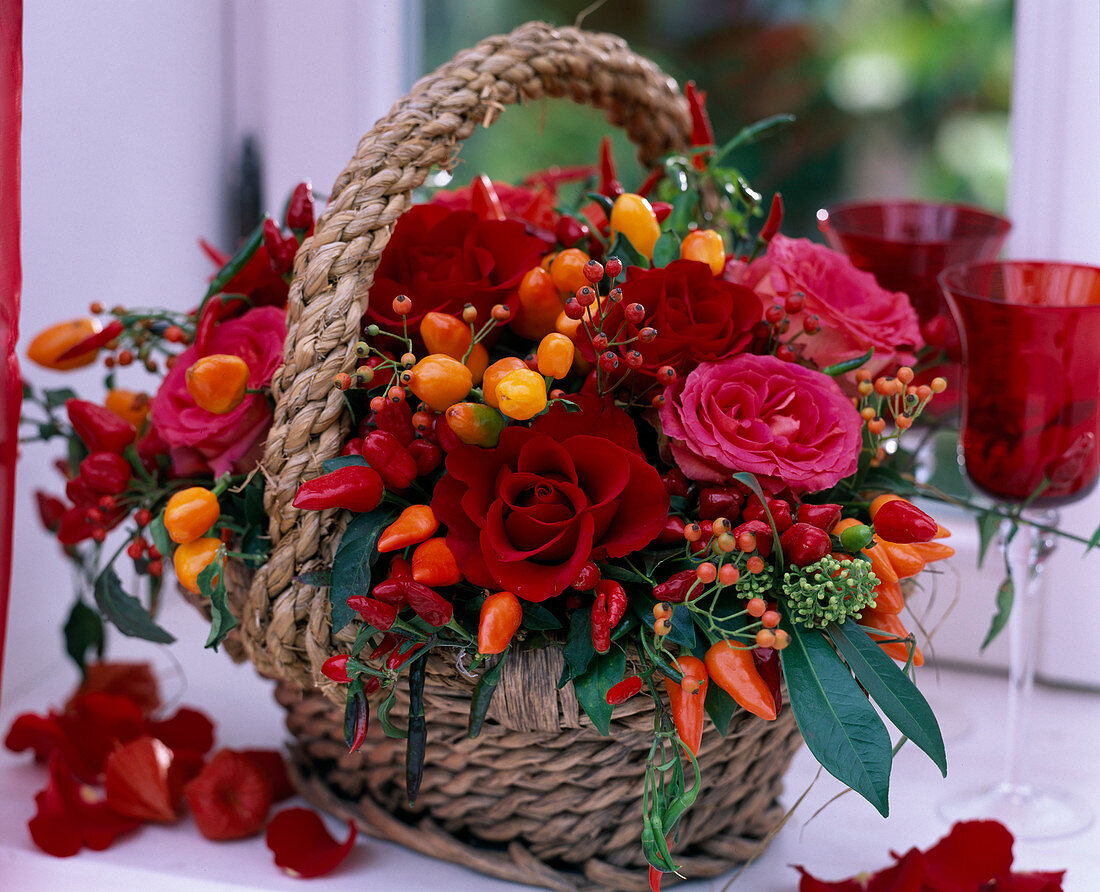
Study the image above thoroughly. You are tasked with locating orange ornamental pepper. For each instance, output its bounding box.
[186,354,250,414]
[445,402,506,448]
[377,504,438,553]
[419,312,472,359]
[408,354,473,412]
[703,641,777,721]
[495,368,547,421]
[536,333,575,379]
[481,357,527,410]
[512,267,563,340]
[465,343,489,385]
[104,389,151,431]
[870,578,905,615]
[411,537,462,587]
[910,540,955,562]
[477,591,523,655]
[877,541,926,579]
[833,517,898,586]
[664,656,708,756]
[163,487,221,544]
[679,229,725,275]
[609,193,660,260]
[548,248,590,295]
[26,318,103,370]
[173,537,223,595]
[861,606,924,666]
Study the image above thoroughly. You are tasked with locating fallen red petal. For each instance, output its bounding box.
[149,706,215,755]
[67,661,161,717]
[265,807,357,878]
[241,749,294,802]
[796,866,865,891]
[5,711,64,762]
[56,692,147,782]
[923,821,1014,892]
[29,755,140,857]
[184,749,272,840]
[985,871,1066,892]
[866,848,925,892]
[104,736,180,823]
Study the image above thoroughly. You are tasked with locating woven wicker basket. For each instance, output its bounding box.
[225,21,804,890]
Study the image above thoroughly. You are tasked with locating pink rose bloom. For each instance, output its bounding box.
[659,353,863,494]
[150,306,285,477]
[730,235,923,383]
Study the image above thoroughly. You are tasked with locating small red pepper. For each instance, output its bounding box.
[873,499,938,544]
[340,437,364,457]
[664,656,708,756]
[751,647,783,716]
[386,642,426,671]
[66,399,136,454]
[406,439,443,477]
[685,81,715,149]
[596,579,628,628]
[261,218,297,275]
[571,562,600,591]
[554,215,589,249]
[743,495,793,533]
[55,319,125,364]
[373,579,452,627]
[66,474,96,506]
[292,465,384,513]
[779,522,832,567]
[35,491,67,532]
[477,591,522,655]
[373,399,416,447]
[410,537,461,587]
[655,514,686,545]
[605,676,643,705]
[796,502,842,532]
[360,430,417,491]
[321,655,353,684]
[470,174,506,221]
[697,486,744,522]
[597,135,623,198]
[376,505,437,552]
[760,192,784,243]
[369,632,401,661]
[659,468,691,497]
[636,166,663,199]
[79,451,133,495]
[653,569,699,603]
[285,181,315,234]
[347,596,398,630]
[732,520,773,557]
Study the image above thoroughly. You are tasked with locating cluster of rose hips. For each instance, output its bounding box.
[856,365,947,439]
[756,290,822,363]
[85,302,191,374]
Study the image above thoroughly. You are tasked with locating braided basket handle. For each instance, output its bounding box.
[244,22,692,687]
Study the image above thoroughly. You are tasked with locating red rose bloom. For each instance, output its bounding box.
[431,397,669,601]
[584,259,761,376]
[364,205,549,332]
[431,179,559,232]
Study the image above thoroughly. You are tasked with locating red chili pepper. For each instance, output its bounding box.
[369,632,401,662]
[340,437,364,457]
[410,537,461,587]
[596,579,628,628]
[193,296,246,357]
[751,647,783,716]
[732,520,773,557]
[387,556,413,581]
[65,474,96,506]
[470,174,506,221]
[660,468,691,497]
[373,399,417,447]
[873,500,938,544]
[554,215,589,249]
[66,399,136,454]
[743,495,793,533]
[651,201,672,224]
[79,451,133,495]
[291,465,384,513]
[55,319,125,363]
[797,502,842,532]
[649,865,663,892]
[779,522,832,567]
[590,597,611,655]
[360,431,417,491]
[285,181,315,234]
[636,166,663,199]
[35,491,67,532]
[605,675,643,705]
[347,596,398,630]
[597,136,623,198]
[370,579,409,606]
[664,656,708,756]
[406,439,442,477]
[321,654,353,684]
[760,193,784,243]
[377,505,438,553]
[685,81,715,149]
[261,218,297,275]
[653,569,699,603]
[56,506,95,544]
[477,591,522,655]
[386,642,425,671]
[697,486,744,521]
[403,581,453,627]
[571,562,600,591]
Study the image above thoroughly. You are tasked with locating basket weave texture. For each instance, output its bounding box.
[220,19,804,890]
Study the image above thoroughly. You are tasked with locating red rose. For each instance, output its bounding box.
[431,397,669,601]
[431,179,559,232]
[659,353,863,494]
[728,235,923,384]
[149,306,285,477]
[584,260,761,376]
[364,205,549,332]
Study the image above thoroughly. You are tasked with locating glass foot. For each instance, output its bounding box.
[938,781,1094,840]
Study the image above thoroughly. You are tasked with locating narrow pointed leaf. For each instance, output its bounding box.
[573,647,626,736]
[94,567,174,643]
[980,576,1014,651]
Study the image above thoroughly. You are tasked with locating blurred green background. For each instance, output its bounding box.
[421,0,1012,237]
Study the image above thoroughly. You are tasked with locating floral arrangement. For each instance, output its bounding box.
[19,88,963,886]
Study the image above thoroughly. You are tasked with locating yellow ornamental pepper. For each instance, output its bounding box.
[536,333,575,379]
[609,193,660,260]
[495,368,548,421]
[164,487,221,544]
[481,357,527,410]
[174,537,223,595]
[186,354,250,414]
[680,228,726,275]
[408,354,473,411]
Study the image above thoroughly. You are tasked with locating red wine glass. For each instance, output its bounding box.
[817,200,1011,414]
[937,260,1100,839]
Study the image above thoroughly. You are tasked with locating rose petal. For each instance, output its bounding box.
[104,736,180,823]
[922,821,1015,892]
[265,807,357,878]
[67,662,161,716]
[241,749,295,803]
[990,871,1066,892]
[149,707,215,756]
[183,749,272,840]
[4,711,64,762]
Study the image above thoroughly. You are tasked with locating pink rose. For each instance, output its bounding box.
[730,235,923,382]
[150,306,285,476]
[659,353,863,494]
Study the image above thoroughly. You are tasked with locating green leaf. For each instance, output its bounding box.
[606,231,649,278]
[779,604,892,816]
[981,575,1014,651]
[330,508,393,632]
[585,192,615,218]
[63,600,104,675]
[665,601,696,649]
[377,687,407,739]
[202,219,265,302]
[148,513,172,567]
[651,231,681,268]
[94,566,175,643]
[43,387,78,409]
[572,647,626,735]
[322,454,368,474]
[520,602,562,631]
[200,555,237,650]
[821,348,874,378]
[703,679,738,737]
[468,649,508,738]
[558,608,595,688]
[666,191,698,235]
[243,482,266,527]
[977,512,1002,568]
[1087,521,1100,554]
[713,114,795,166]
[831,620,946,776]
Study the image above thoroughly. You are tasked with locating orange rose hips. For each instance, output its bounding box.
[407,354,473,411]
[186,354,250,414]
[679,228,725,275]
[164,487,221,544]
[495,368,547,420]
[609,193,660,259]
[536,333,575,379]
[173,537,223,594]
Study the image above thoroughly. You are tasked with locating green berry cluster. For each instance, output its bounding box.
[782,556,879,629]
[733,559,776,600]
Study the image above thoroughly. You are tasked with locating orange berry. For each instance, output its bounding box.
[746,555,766,574]
[679,229,726,275]
[173,537,223,595]
[491,304,512,322]
[495,368,547,420]
[755,629,776,648]
[654,617,673,636]
[868,417,887,436]
[761,610,780,629]
[736,531,757,553]
[896,414,913,430]
[746,597,767,617]
[897,366,915,384]
[653,602,673,620]
[712,517,732,534]
[772,629,790,650]
[857,381,874,397]
[408,354,473,411]
[860,406,876,420]
[400,352,416,368]
[481,357,527,410]
[683,523,702,543]
[387,386,406,403]
[536,333,575,379]
[718,564,740,586]
[461,304,477,324]
[164,487,221,544]
[392,294,412,315]
[186,354,250,414]
[696,562,717,583]
[609,193,660,259]
[855,369,872,383]
[716,532,736,553]
[916,385,933,401]
[931,377,948,393]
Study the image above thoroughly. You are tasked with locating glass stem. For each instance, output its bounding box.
[1000,508,1057,791]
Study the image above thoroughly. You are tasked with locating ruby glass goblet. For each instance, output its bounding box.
[937,260,1100,839]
